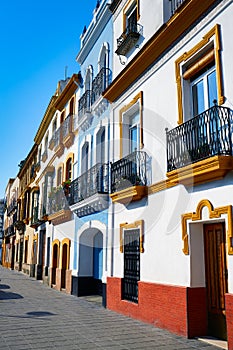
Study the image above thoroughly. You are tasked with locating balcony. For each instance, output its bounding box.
[41,149,48,162]
[30,205,40,228]
[78,90,92,130]
[4,224,15,237]
[62,114,74,148]
[166,105,233,185]
[47,187,72,225]
[169,0,186,16]
[7,199,17,216]
[115,23,141,56]
[111,151,148,204]
[69,163,109,217]
[91,68,111,113]
[49,133,56,150]
[54,126,64,158]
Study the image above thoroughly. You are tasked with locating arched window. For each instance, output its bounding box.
[96,127,105,164]
[81,142,89,174]
[65,158,72,181]
[99,43,109,71]
[85,67,93,91]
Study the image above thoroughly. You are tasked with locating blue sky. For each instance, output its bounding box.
[0,0,97,198]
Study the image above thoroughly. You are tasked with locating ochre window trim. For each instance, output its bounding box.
[182,199,233,255]
[120,220,144,253]
[119,91,143,158]
[60,238,71,270]
[175,24,224,125]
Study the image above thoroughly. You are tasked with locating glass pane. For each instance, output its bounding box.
[192,79,204,116]
[207,70,217,107]
[130,125,138,153]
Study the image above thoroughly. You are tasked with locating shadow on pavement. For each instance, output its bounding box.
[0,283,10,290]
[0,289,23,300]
[26,311,56,317]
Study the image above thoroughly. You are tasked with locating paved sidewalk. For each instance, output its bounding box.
[0,266,220,350]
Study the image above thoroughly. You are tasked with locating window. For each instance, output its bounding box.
[60,111,65,124]
[120,92,143,158]
[175,25,224,125]
[81,142,89,174]
[123,228,140,303]
[123,0,139,34]
[96,127,105,164]
[191,64,217,117]
[120,221,144,303]
[129,112,139,153]
[57,167,63,186]
[44,134,49,151]
[52,118,57,134]
[69,97,75,115]
[85,67,92,91]
[65,158,72,181]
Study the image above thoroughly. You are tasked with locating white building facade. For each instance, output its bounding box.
[104,0,233,346]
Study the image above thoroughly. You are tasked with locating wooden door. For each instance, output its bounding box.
[204,223,228,340]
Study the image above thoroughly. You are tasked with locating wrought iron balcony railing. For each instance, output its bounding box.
[62,114,73,140]
[111,151,147,193]
[166,105,233,172]
[31,205,39,225]
[7,199,17,216]
[169,0,186,16]
[48,187,69,215]
[69,163,109,206]
[115,23,142,56]
[54,127,61,149]
[91,68,111,105]
[78,90,92,119]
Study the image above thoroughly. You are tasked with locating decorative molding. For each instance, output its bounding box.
[48,209,72,226]
[110,185,147,204]
[166,155,233,186]
[120,220,144,253]
[77,3,112,65]
[181,199,233,255]
[119,91,143,158]
[175,24,224,124]
[54,75,80,112]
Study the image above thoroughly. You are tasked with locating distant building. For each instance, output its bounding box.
[0,198,5,263]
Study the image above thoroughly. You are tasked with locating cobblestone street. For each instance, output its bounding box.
[0,266,223,350]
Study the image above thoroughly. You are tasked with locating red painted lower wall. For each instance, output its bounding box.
[226,293,233,350]
[107,277,207,338]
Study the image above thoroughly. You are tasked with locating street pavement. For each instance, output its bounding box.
[0,266,220,350]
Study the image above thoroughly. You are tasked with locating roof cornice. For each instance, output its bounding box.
[103,0,220,102]
[54,73,81,111]
[76,2,112,65]
[34,95,57,145]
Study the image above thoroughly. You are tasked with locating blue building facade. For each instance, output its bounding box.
[69,0,112,306]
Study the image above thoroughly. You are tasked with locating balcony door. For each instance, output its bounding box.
[122,110,139,157]
[191,64,217,118]
[96,127,105,165]
[81,142,89,174]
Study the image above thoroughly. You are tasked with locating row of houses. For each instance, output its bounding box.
[3,0,233,347]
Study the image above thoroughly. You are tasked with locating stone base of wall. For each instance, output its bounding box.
[49,268,72,294]
[107,277,207,338]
